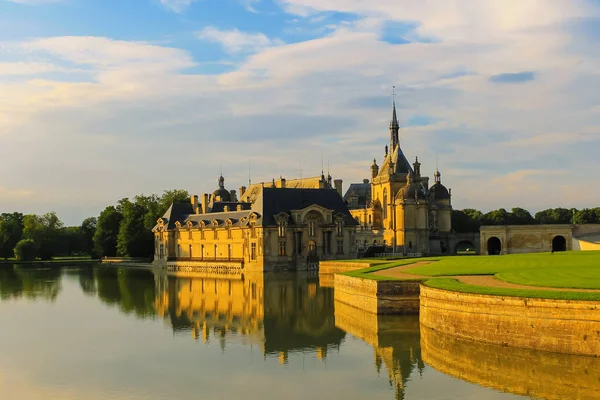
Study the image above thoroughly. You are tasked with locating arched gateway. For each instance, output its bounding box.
[487,237,502,255]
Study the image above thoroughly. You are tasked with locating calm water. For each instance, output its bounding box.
[0,266,595,400]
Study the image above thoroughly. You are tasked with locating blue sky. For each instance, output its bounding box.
[1,0,599,225]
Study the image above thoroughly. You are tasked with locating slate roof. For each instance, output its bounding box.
[253,187,359,226]
[153,202,195,230]
[153,187,358,231]
[429,182,450,200]
[343,183,371,208]
[378,145,414,177]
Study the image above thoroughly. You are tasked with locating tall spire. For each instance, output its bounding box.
[390,86,399,150]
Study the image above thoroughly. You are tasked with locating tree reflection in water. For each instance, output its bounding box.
[0,266,62,301]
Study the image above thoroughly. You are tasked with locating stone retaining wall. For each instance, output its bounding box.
[319,261,372,275]
[420,285,600,356]
[334,274,420,314]
[421,326,600,400]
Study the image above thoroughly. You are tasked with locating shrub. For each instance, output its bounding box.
[14,239,36,261]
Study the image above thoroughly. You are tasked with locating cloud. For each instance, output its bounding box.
[2,0,600,223]
[197,27,283,54]
[159,0,200,12]
[489,71,536,84]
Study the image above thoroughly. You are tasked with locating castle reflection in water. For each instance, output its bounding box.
[85,266,420,399]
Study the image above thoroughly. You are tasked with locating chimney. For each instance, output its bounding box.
[276,177,286,188]
[363,179,369,184]
[230,190,237,202]
[239,186,246,198]
[224,205,230,212]
[334,179,343,197]
[191,195,199,214]
[237,204,243,211]
[201,194,209,214]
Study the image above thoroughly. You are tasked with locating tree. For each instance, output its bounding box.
[483,208,509,225]
[81,217,98,257]
[507,208,535,225]
[573,208,600,224]
[451,209,483,233]
[22,212,64,260]
[0,212,24,259]
[534,208,575,224]
[14,239,36,261]
[93,206,123,257]
[117,198,153,257]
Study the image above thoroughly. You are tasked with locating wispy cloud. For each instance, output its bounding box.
[197,27,283,54]
[159,0,199,13]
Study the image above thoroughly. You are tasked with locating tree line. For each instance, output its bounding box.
[451,207,600,233]
[0,189,188,261]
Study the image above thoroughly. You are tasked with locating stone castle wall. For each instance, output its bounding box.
[421,326,600,400]
[334,274,420,314]
[420,285,600,356]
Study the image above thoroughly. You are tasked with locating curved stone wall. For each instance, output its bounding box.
[420,285,600,356]
[421,326,600,400]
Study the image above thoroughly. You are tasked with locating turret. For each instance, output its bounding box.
[413,157,421,178]
[370,158,379,179]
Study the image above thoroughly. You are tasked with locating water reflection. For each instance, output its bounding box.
[0,266,61,301]
[421,325,600,400]
[335,300,423,400]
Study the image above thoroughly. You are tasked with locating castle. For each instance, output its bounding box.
[153,101,463,271]
[344,100,453,256]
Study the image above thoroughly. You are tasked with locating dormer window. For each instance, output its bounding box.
[278,221,287,237]
[250,222,256,238]
[336,220,344,236]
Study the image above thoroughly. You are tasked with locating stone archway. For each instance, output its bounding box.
[552,235,567,252]
[487,237,502,255]
[455,241,476,255]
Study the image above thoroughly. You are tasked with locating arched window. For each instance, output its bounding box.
[383,188,388,220]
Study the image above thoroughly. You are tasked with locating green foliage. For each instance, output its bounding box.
[572,208,600,224]
[22,212,64,260]
[534,208,576,224]
[14,239,37,261]
[93,206,123,257]
[116,198,154,257]
[81,217,97,257]
[0,212,24,259]
[451,209,483,233]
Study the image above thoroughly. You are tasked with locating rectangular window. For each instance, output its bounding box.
[308,221,315,237]
[188,230,192,240]
[251,224,256,238]
[278,241,286,256]
[213,229,218,240]
[336,221,343,236]
[278,223,286,237]
[201,245,204,259]
[200,230,205,240]
[214,244,218,258]
[177,230,181,239]
[177,244,181,257]
[337,240,344,254]
[228,244,232,260]
[296,232,303,255]
[159,244,164,259]
[251,243,257,260]
[189,245,192,258]
[227,228,232,239]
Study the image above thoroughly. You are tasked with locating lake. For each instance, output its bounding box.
[0,265,592,400]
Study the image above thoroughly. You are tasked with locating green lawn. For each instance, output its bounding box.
[339,251,600,300]
[404,251,600,276]
[424,278,600,301]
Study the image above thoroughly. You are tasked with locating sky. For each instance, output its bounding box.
[0,0,599,225]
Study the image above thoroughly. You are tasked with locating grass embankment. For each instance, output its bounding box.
[340,251,600,300]
[425,278,600,301]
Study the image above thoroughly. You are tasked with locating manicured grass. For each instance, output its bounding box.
[342,259,427,281]
[403,251,600,276]
[424,278,600,301]
[497,267,600,290]
[338,251,600,299]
